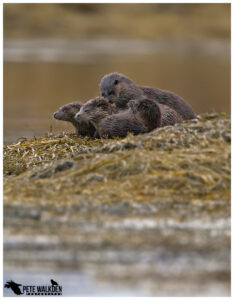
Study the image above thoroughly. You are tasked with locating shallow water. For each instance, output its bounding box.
[4,39,230,143]
[4,205,231,297]
[4,211,231,296]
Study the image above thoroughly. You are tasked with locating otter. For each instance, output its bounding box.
[99,72,196,120]
[129,98,183,131]
[53,102,96,137]
[74,97,147,138]
[74,97,116,126]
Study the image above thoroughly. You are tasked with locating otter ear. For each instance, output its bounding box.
[114,79,119,85]
[73,103,82,109]
[97,99,108,107]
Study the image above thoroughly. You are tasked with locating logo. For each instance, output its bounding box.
[4,281,23,295]
[4,279,62,296]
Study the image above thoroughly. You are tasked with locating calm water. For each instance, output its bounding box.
[4,39,230,143]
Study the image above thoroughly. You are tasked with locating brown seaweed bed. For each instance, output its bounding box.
[4,113,231,296]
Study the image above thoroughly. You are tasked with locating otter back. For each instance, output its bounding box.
[98,112,147,138]
[141,86,196,120]
[158,104,183,127]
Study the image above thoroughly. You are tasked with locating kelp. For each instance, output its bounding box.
[4,113,230,211]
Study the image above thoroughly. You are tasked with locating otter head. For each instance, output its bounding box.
[53,102,81,122]
[129,98,161,131]
[74,97,112,128]
[99,72,143,109]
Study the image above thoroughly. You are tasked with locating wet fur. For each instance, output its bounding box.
[98,112,148,138]
[129,98,183,132]
[74,97,116,126]
[53,102,96,137]
[99,72,196,120]
[159,103,183,127]
[75,97,147,138]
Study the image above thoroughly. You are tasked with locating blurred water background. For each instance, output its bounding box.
[3,4,231,297]
[4,3,230,143]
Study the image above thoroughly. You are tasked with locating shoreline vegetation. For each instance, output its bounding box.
[4,113,230,205]
[4,4,230,40]
[4,114,231,295]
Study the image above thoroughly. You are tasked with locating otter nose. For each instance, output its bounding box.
[53,112,58,119]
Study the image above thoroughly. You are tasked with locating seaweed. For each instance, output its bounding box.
[4,113,230,208]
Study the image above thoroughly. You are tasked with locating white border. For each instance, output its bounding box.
[1,1,231,300]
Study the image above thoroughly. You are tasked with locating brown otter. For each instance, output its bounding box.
[129,98,183,131]
[74,97,115,126]
[99,72,196,120]
[53,102,96,137]
[74,97,147,138]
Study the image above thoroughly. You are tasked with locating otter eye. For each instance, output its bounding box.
[114,80,118,85]
[101,93,105,97]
